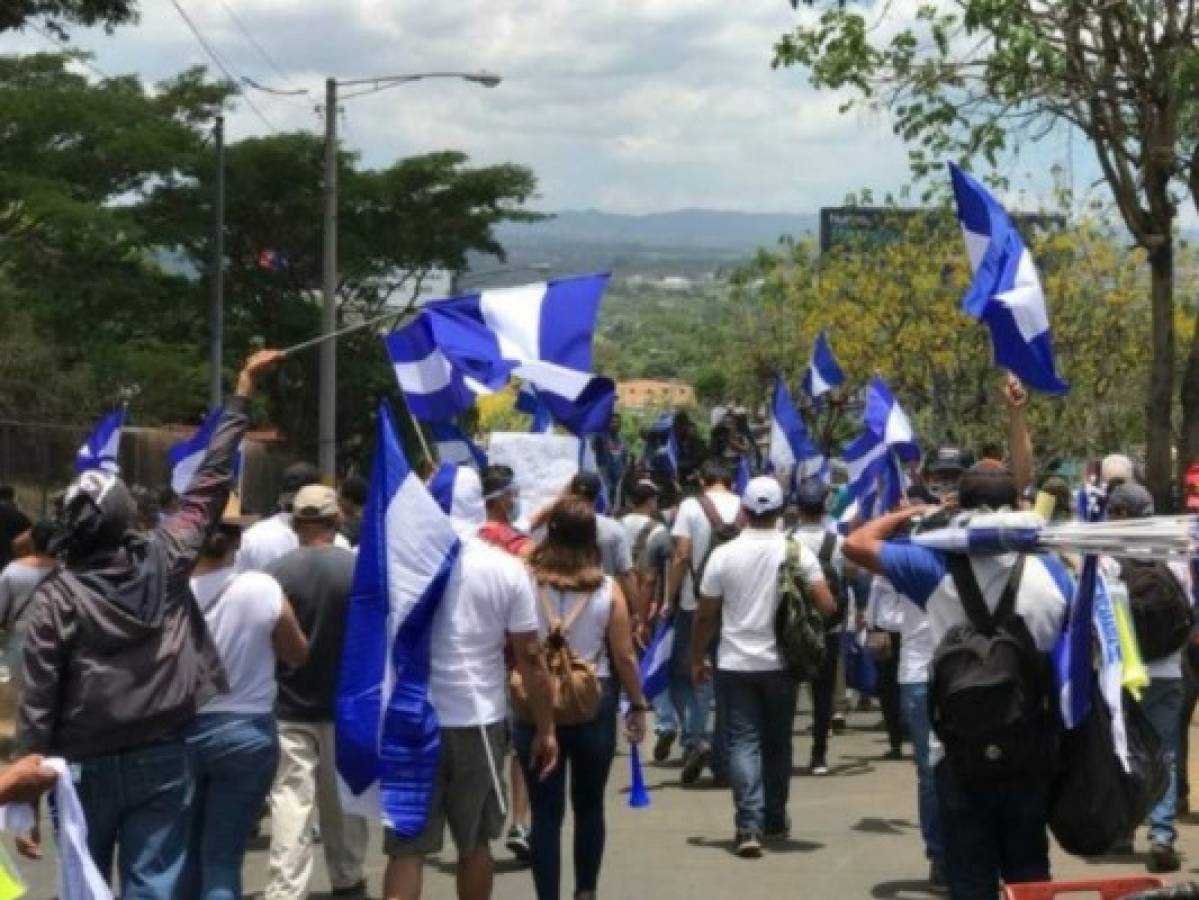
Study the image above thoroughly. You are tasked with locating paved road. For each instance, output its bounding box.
[17,701,1199,898]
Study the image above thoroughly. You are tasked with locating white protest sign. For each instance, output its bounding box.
[486,432,591,523]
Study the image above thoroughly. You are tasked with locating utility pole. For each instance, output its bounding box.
[208,115,225,411]
[319,78,338,481]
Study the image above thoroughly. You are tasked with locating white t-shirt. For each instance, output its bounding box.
[699,530,825,672]
[191,569,284,715]
[531,578,614,678]
[868,576,934,685]
[236,512,350,573]
[428,539,539,727]
[671,490,743,611]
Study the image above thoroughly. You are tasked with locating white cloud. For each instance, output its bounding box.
[0,0,1081,215]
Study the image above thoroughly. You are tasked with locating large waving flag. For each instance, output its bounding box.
[428,421,488,470]
[768,376,827,490]
[167,407,244,495]
[802,331,845,400]
[839,378,919,524]
[949,163,1068,394]
[75,407,126,474]
[336,403,461,835]
[385,274,616,435]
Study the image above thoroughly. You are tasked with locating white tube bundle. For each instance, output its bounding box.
[910,511,1197,560]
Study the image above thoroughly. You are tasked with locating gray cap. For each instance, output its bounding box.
[1106,482,1154,519]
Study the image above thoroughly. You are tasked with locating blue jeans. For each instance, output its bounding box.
[669,608,713,753]
[934,760,1051,900]
[1142,678,1183,848]
[181,713,280,900]
[653,691,678,736]
[718,669,798,834]
[900,682,944,866]
[73,737,193,899]
[515,678,618,900]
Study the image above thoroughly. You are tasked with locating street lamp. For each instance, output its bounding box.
[319,70,502,480]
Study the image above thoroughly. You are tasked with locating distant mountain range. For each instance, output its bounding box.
[498,208,818,252]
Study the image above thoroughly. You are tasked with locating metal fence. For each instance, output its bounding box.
[0,418,293,518]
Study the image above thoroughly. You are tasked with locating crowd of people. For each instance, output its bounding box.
[0,357,1197,900]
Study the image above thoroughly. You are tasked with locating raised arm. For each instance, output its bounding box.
[842,506,930,576]
[157,350,283,572]
[1004,374,1033,498]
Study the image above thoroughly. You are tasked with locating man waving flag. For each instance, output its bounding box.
[949,162,1068,394]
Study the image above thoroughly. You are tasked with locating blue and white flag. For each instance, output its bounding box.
[428,421,488,470]
[949,163,1068,395]
[839,378,919,524]
[1054,554,1099,731]
[640,618,674,702]
[385,274,616,435]
[75,407,126,474]
[167,408,243,495]
[516,382,553,433]
[426,462,485,537]
[733,455,750,496]
[768,376,827,490]
[802,331,845,400]
[336,403,461,835]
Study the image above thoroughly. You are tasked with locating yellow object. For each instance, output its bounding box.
[0,840,26,899]
[1113,598,1149,699]
[1033,491,1056,521]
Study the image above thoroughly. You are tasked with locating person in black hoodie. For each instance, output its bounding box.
[17,349,282,898]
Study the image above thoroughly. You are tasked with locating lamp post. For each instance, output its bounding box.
[318,70,501,481]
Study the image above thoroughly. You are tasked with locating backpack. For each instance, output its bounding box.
[929,554,1057,784]
[630,518,659,572]
[1119,559,1193,662]
[690,494,740,588]
[774,538,828,681]
[509,585,602,726]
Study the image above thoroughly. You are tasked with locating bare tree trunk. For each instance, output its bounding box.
[1146,241,1176,510]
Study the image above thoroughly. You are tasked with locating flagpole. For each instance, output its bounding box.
[280,307,418,357]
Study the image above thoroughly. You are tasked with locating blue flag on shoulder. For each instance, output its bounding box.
[76,407,126,474]
[949,163,1067,395]
[802,331,845,400]
[336,403,461,835]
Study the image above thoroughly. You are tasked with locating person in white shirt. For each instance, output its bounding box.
[666,459,743,785]
[691,477,834,858]
[1105,482,1189,874]
[790,478,851,775]
[184,512,309,900]
[869,572,944,887]
[236,462,349,573]
[383,532,557,900]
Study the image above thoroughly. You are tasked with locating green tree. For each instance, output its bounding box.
[716,216,1168,465]
[0,0,136,35]
[149,133,542,468]
[775,1,1199,506]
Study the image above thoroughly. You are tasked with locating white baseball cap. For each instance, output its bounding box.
[741,476,784,515]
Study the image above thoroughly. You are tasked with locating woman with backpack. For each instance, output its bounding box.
[514,496,649,900]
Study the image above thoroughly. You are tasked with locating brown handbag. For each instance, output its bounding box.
[510,585,602,726]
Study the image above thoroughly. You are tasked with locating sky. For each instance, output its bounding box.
[0,0,1100,217]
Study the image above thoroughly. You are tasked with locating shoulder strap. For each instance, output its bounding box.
[995,555,1026,622]
[818,532,836,567]
[538,584,593,636]
[947,553,995,634]
[634,520,656,557]
[696,493,724,530]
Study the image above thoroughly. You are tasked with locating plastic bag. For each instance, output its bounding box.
[842,629,879,697]
[1049,685,1168,857]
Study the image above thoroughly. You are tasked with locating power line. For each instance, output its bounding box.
[25,21,111,80]
[168,0,277,134]
[216,0,294,89]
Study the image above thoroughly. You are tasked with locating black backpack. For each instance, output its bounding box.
[929,554,1058,784]
[690,494,740,587]
[815,532,848,627]
[1119,559,1193,662]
